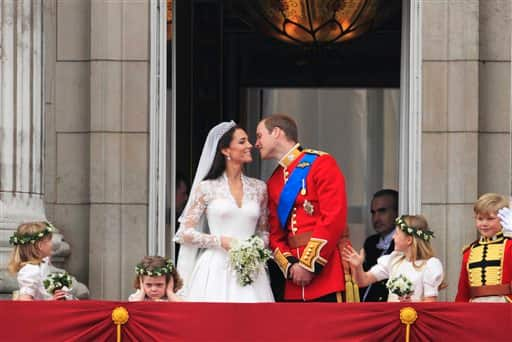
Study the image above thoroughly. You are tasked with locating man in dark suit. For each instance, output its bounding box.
[360,189,398,302]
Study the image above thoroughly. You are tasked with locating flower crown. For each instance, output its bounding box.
[395,216,434,242]
[9,222,56,246]
[135,258,175,277]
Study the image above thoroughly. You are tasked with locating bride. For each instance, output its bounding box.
[174,121,274,302]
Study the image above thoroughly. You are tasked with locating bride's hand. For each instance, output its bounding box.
[221,236,233,251]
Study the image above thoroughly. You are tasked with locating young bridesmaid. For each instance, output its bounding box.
[128,256,183,302]
[8,222,69,300]
[343,215,444,302]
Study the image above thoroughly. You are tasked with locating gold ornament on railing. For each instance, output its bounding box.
[112,306,130,342]
[399,307,418,342]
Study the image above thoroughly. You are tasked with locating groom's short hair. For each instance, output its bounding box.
[263,113,298,142]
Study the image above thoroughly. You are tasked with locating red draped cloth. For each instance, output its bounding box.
[0,301,510,341]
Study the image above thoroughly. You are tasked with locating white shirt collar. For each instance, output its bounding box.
[376,230,395,251]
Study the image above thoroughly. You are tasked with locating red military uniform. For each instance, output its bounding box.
[455,232,512,302]
[267,144,347,301]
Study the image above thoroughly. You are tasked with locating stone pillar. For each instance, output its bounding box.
[44,0,92,291]
[0,0,45,227]
[421,0,479,301]
[0,0,46,294]
[88,0,150,300]
[0,0,88,299]
[478,0,512,195]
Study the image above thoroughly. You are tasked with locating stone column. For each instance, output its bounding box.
[478,0,512,195]
[0,0,87,299]
[88,0,150,299]
[0,0,46,294]
[421,0,480,301]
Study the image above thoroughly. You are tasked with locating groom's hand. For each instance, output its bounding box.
[290,264,314,287]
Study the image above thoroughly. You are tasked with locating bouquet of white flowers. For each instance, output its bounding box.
[228,236,272,287]
[386,274,413,298]
[43,271,73,295]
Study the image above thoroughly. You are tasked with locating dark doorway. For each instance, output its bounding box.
[170,0,402,182]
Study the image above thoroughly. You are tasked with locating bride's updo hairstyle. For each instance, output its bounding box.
[204,125,240,181]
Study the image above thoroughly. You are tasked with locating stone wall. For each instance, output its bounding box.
[44,0,91,292]
[421,0,512,301]
[44,0,150,299]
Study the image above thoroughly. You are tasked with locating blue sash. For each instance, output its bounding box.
[277,153,318,230]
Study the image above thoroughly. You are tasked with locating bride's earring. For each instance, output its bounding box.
[226,155,231,161]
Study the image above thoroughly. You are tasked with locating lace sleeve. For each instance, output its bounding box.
[255,181,269,247]
[174,182,221,249]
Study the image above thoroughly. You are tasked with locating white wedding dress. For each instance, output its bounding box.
[175,174,275,302]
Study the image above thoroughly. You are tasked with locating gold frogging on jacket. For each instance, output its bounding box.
[300,238,327,272]
[274,248,293,277]
[467,237,505,287]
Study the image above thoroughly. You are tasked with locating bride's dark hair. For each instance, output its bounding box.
[203,126,239,181]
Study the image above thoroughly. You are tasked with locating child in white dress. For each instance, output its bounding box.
[8,222,68,300]
[128,256,183,302]
[343,215,444,302]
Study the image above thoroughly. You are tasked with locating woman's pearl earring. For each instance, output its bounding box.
[226,155,231,161]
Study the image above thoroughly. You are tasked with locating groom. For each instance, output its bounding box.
[255,113,348,302]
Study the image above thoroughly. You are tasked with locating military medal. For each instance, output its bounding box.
[303,200,314,215]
